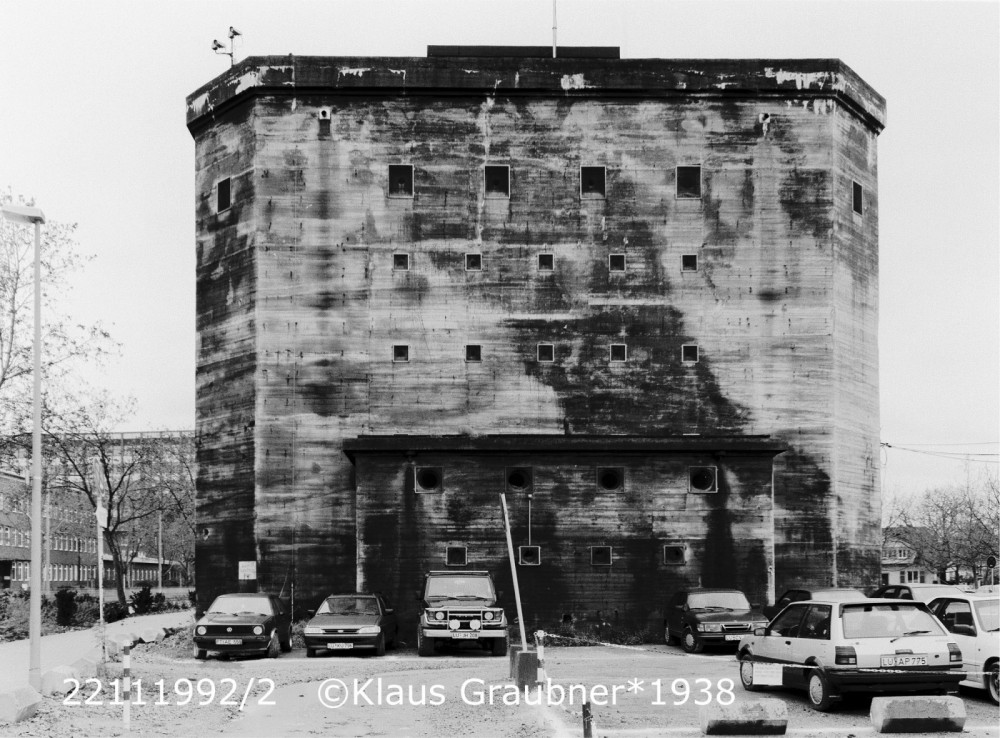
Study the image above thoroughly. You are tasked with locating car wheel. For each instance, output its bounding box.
[738,655,761,692]
[682,627,704,654]
[987,663,999,705]
[193,644,207,660]
[807,669,836,712]
[266,631,280,659]
[665,627,677,646]
[375,633,386,657]
[491,633,509,657]
[417,629,435,657]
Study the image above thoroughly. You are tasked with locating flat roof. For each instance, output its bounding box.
[187,55,885,135]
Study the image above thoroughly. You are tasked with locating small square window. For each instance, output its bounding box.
[519,545,541,566]
[537,343,554,362]
[591,546,613,566]
[581,166,606,198]
[445,546,467,566]
[609,254,626,272]
[466,253,483,271]
[393,253,410,271]
[689,466,718,493]
[676,166,702,199]
[415,466,443,492]
[538,253,554,271]
[217,177,231,212]
[392,345,410,362]
[597,467,624,491]
[681,344,699,363]
[681,254,698,271]
[663,544,687,565]
[610,344,627,362]
[389,165,414,197]
[465,344,482,362]
[852,181,863,215]
[485,165,510,198]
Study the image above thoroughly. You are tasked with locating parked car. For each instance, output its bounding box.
[763,588,867,620]
[303,592,399,657]
[869,583,967,603]
[928,593,1000,704]
[193,593,292,659]
[737,598,964,711]
[665,589,768,653]
[418,570,508,656]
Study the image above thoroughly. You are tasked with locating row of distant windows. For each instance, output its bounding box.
[440,544,690,567]
[411,465,718,494]
[216,167,866,214]
[5,563,100,583]
[390,343,700,364]
[0,526,96,552]
[392,252,702,273]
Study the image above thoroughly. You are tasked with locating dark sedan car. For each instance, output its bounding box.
[193,593,292,659]
[763,588,866,620]
[870,583,967,603]
[665,588,768,653]
[303,593,399,657]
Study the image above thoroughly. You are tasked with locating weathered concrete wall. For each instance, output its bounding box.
[189,55,883,615]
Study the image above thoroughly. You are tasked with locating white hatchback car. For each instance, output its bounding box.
[737,598,964,711]
[928,593,999,704]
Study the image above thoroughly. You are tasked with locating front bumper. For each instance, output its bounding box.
[697,631,754,644]
[304,634,380,650]
[193,635,269,654]
[826,666,965,694]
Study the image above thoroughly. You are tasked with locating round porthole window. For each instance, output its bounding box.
[507,470,529,490]
[416,468,441,491]
[690,467,716,491]
[598,468,622,491]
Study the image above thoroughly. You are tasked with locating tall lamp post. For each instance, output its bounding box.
[1,203,47,690]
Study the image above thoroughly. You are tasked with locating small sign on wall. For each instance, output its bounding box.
[238,560,257,580]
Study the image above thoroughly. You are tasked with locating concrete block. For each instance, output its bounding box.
[0,686,42,726]
[40,665,80,697]
[700,699,788,735]
[509,644,531,678]
[870,696,966,733]
[139,627,165,644]
[511,650,541,690]
[71,657,98,679]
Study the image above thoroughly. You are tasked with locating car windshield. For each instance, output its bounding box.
[425,577,494,600]
[974,599,999,631]
[688,592,750,610]
[317,596,379,615]
[207,596,272,616]
[841,603,944,639]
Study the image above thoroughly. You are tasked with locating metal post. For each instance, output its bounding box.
[499,493,528,651]
[582,701,593,738]
[552,0,557,58]
[29,218,43,690]
[157,510,163,591]
[97,490,106,663]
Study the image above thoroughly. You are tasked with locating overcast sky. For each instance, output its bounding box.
[1,0,997,498]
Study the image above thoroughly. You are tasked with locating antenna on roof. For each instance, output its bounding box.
[211,26,242,66]
[552,0,557,58]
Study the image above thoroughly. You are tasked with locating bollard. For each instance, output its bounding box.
[122,642,131,732]
[582,701,594,738]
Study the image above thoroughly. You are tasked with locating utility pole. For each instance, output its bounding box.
[157,510,163,591]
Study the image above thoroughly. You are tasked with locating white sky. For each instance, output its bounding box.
[1,0,997,498]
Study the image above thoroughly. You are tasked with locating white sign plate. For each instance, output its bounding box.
[238,561,257,580]
[752,663,784,686]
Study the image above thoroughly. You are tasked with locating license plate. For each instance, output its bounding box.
[451,632,478,639]
[328,642,353,649]
[724,634,744,641]
[880,654,927,667]
[215,638,242,645]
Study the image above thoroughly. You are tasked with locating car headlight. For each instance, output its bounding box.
[699,623,723,633]
[253,625,264,635]
[483,611,494,621]
[304,626,322,635]
[434,612,446,621]
[470,620,482,630]
[358,626,381,634]
[196,626,206,636]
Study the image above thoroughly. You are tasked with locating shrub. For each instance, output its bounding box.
[54,588,78,626]
[151,592,167,612]
[129,585,155,615]
[74,599,101,627]
[104,601,129,623]
[188,590,197,608]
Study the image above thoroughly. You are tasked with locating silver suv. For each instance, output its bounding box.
[417,570,508,656]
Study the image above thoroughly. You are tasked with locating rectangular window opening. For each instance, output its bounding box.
[485,165,510,198]
[538,253,554,271]
[663,544,688,565]
[681,254,698,271]
[608,254,626,272]
[852,181,863,215]
[518,546,541,566]
[393,253,410,271]
[581,166,606,199]
[392,345,410,363]
[681,344,699,363]
[537,343,554,362]
[389,165,414,197]
[676,166,702,199]
[445,546,467,566]
[217,177,231,212]
[590,546,613,566]
[465,344,482,362]
[465,253,483,271]
[610,344,627,362]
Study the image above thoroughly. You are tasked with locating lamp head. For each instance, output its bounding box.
[211,39,225,51]
[1,204,46,225]
[229,26,241,38]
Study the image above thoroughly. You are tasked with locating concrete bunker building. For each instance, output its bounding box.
[186,47,885,627]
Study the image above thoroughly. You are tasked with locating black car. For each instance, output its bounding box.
[303,593,399,657]
[763,588,866,620]
[869,583,967,603]
[665,588,768,653]
[193,593,292,659]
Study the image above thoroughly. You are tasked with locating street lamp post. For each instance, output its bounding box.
[1,202,47,691]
